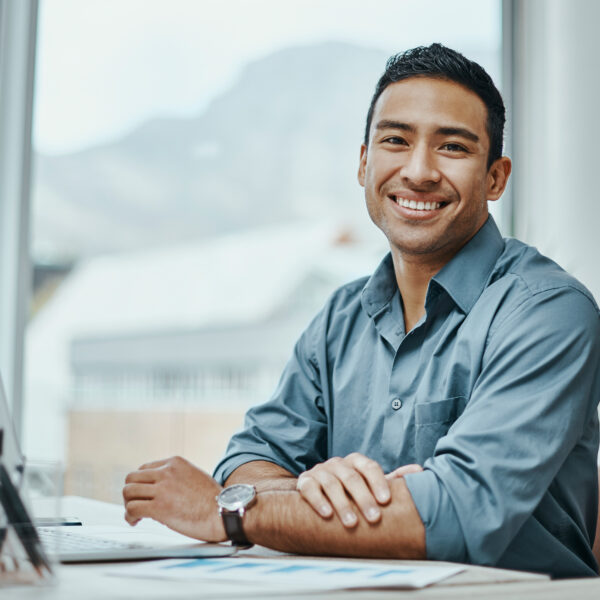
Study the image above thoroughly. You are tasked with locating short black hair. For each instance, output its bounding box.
[364,43,505,168]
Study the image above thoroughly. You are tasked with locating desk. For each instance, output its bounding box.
[2,496,599,599]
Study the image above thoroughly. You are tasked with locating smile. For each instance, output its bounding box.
[390,196,447,211]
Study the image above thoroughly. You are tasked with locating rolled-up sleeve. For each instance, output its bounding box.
[404,469,468,561]
[405,286,600,565]
[213,311,328,484]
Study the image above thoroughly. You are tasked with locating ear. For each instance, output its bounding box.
[357,144,367,187]
[486,156,512,202]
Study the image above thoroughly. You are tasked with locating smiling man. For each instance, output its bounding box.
[123,44,600,578]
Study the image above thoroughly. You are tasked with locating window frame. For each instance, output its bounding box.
[0,0,38,440]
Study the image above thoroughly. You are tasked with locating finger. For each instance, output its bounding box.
[346,454,390,505]
[139,458,170,470]
[125,469,160,484]
[122,482,155,502]
[124,511,141,526]
[124,499,156,525]
[297,475,333,517]
[331,463,382,523]
[313,471,358,527]
[385,464,424,480]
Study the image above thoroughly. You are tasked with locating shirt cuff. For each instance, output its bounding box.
[212,453,283,485]
[403,469,468,563]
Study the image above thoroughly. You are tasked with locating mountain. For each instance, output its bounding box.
[32,42,388,260]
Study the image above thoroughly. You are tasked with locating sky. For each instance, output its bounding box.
[33,0,501,155]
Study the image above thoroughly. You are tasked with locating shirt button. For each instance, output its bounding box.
[391,398,402,410]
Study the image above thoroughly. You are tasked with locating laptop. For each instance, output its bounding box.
[0,373,236,564]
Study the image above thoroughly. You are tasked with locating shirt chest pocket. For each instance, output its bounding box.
[414,396,466,464]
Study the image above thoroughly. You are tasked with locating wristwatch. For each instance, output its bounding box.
[216,484,256,547]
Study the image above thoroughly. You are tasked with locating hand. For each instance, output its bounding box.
[122,456,226,542]
[296,452,422,528]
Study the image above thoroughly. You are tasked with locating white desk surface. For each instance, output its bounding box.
[1,496,599,599]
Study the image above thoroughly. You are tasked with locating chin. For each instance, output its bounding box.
[387,230,444,255]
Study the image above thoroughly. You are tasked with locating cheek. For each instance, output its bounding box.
[449,169,488,205]
[365,153,401,187]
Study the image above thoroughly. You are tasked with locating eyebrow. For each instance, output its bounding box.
[375,120,480,144]
[437,126,480,143]
[375,120,414,133]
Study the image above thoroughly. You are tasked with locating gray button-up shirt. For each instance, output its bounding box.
[214,217,600,578]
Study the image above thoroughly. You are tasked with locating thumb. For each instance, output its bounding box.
[385,464,423,480]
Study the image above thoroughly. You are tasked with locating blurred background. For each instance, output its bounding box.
[1,0,598,503]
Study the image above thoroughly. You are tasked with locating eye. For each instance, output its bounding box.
[382,136,408,146]
[441,142,469,153]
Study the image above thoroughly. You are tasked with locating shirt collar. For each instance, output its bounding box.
[361,253,397,318]
[361,216,505,318]
[432,215,505,313]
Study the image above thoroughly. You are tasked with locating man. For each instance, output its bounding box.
[123,44,600,578]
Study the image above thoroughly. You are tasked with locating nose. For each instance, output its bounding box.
[401,144,441,187]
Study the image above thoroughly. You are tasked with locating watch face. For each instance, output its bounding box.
[218,484,256,511]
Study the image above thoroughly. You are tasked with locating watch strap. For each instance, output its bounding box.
[220,508,253,547]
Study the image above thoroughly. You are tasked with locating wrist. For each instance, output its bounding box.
[214,511,227,542]
[216,484,256,547]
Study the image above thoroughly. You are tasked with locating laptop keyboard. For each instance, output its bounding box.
[38,528,144,551]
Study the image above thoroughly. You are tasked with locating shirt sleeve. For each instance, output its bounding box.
[213,310,328,484]
[404,286,600,565]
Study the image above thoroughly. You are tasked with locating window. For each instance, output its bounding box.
[25,0,502,501]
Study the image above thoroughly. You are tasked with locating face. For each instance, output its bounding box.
[358,77,510,264]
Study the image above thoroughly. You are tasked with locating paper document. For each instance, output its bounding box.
[109,557,463,590]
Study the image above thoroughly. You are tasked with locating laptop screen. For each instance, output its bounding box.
[0,373,25,488]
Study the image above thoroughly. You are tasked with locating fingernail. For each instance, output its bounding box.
[320,504,332,517]
[342,512,357,526]
[367,507,380,521]
[377,489,390,502]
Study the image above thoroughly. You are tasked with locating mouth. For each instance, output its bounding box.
[389,195,449,211]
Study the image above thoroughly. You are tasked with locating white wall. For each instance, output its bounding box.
[510,0,600,300]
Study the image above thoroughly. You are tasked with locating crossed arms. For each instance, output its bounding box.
[122,455,426,558]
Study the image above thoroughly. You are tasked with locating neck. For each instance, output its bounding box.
[389,218,490,332]
[391,249,450,333]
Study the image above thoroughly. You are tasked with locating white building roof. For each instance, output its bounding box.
[23,221,385,462]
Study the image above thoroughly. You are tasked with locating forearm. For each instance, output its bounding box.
[224,460,297,492]
[244,477,426,559]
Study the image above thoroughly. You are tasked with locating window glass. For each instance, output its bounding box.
[26,0,502,502]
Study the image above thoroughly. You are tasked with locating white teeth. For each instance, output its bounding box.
[395,196,441,211]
